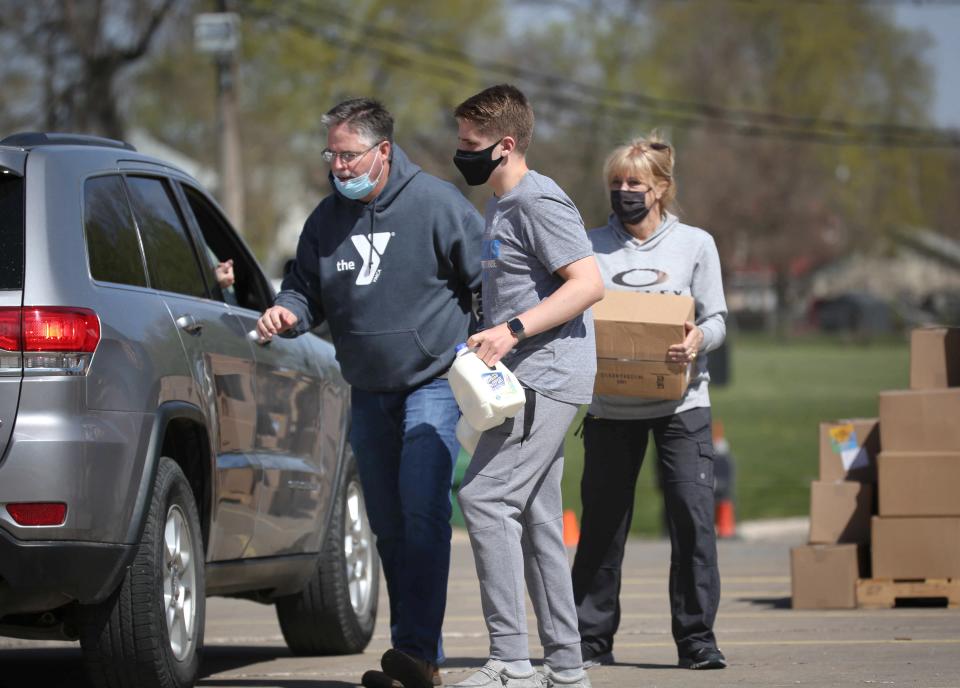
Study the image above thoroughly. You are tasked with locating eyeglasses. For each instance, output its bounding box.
[321,141,382,164]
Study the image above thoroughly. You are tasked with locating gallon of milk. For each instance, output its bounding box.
[448,344,526,431]
[456,416,482,457]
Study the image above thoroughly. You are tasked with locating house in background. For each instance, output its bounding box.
[727,229,960,334]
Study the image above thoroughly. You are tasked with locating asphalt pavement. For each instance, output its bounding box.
[2,526,959,688]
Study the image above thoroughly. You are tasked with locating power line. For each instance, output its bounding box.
[738,0,960,5]
[288,0,960,147]
[242,1,960,148]
[658,0,960,5]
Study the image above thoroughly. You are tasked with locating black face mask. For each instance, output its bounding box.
[453,139,504,186]
[610,189,651,226]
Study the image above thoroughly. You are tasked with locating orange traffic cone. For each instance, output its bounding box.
[562,509,580,547]
[715,499,736,539]
[712,418,736,539]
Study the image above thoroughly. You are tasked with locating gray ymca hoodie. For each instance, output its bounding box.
[588,212,728,420]
[274,145,484,392]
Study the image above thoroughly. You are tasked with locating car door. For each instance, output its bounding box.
[122,173,260,562]
[0,155,25,465]
[174,182,338,557]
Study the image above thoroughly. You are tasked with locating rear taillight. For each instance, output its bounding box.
[0,308,20,351]
[6,502,68,526]
[0,307,100,375]
[21,307,100,352]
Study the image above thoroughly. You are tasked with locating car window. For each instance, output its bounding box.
[179,184,271,313]
[126,176,208,299]
[83,175,148,288]
[0,174,24,290]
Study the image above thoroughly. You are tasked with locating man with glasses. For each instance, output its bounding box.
[256,98,484,688]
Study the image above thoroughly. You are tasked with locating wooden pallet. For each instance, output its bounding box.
[856,578,960,609]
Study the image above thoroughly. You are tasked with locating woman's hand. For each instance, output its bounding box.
[668,320,703,364]
[467,323,517,367]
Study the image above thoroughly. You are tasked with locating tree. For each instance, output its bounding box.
[0,0,182,138]
[640,0,943,333]
[506,0,952,334]
[131,0,505,265]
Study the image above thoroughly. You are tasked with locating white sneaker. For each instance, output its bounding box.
[448,660,544,688]
[542,666,592,688]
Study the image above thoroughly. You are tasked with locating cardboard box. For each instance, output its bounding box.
[791,544,867,609]
[819,418,880,482]
[877,451,960,516]
[878,389,960,452]
[871,516,960,579]
[808,480,874,544]
[592,290,695,400]
[911,327,960,389]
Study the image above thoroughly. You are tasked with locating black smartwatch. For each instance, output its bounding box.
[507,317,526,341]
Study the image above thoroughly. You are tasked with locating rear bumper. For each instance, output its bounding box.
[0,406,154,543]
[0,527,133,611]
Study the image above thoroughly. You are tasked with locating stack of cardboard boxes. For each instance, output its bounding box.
[791,327,960,609]
[866,327,960,606]
[791,418,879,608]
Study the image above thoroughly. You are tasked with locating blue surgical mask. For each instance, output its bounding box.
[333,147,385,200]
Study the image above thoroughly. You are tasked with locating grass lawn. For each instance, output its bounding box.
[559,334,910,535]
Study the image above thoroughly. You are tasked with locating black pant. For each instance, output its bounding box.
[571,407,720,660]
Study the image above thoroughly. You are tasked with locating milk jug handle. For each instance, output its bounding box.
[453,342,496,371]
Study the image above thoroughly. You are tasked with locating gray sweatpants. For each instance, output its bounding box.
[456,389,582,671]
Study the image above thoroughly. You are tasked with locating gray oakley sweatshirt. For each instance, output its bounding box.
[588,212,728,420]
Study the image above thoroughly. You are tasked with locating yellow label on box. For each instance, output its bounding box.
[828,423,857,453]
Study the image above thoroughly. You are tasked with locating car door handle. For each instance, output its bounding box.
[247,330,270,346]
[176,314,203,334]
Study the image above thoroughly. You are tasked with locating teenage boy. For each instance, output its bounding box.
[449,84,604,688]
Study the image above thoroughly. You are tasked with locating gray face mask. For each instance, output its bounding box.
[610,189,650,226]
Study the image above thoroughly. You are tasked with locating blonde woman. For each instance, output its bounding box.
[572,134,728,671]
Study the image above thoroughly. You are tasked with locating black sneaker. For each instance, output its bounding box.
[582,650,615,669]
[365,668,441,687]
[362,670,402,688]
[679,647,727,670]
[382,648,439,688]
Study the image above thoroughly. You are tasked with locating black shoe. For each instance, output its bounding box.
[382,649,438,688]
[362,670,402,688]
[679,647,727,670]
[582,650,615,669]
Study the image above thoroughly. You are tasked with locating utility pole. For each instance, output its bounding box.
[194,6,244,233]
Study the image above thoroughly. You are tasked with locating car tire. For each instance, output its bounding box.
[276,450,378,655]
[79,457,206,688]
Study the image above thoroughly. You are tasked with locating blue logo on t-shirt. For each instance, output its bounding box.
[481,239,501,270]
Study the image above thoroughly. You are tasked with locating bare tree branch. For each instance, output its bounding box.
[122,0,179,62]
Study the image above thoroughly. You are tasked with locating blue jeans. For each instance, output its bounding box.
[349,377,460,664]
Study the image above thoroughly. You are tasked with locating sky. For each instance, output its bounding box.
[893,3,960,128]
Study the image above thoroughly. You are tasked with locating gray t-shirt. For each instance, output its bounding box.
[481,170,596,404]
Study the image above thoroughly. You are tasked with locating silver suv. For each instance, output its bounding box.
[0,133,378,688]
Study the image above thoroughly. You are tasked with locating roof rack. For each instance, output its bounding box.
[0,132,137,151]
